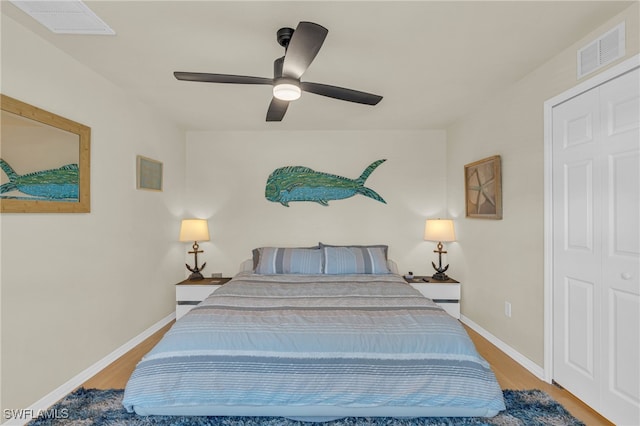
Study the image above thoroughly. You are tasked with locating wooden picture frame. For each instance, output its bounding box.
[1,94,91,213]
[464,155,502,219]
[136,155,163,191]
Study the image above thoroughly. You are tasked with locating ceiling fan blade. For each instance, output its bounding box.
[273,56,284,79]
[300,82,383,105]
[174,72,272,85]
[282,22,328,79]
[266,98,289,121]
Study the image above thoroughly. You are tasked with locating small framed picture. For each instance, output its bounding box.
[136,155,163,191]
[464,155,502,219]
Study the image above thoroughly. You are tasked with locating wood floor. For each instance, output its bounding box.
[81,321,613,425]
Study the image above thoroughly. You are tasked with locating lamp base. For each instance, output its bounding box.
[187,269,205,281]
[431,242,450,281]
[185,260,207,281]
[431,271,450,281]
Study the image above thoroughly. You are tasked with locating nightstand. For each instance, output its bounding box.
[405,276,461,319]
[175,277,231,320]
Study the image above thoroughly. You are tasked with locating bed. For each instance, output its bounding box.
[123,245,505,420]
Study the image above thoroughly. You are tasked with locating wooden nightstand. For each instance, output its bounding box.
[405,276,461,319]
[175,277,231,320]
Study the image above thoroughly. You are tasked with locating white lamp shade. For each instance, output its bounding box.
[424,219,456,242]
[179,219,210,242]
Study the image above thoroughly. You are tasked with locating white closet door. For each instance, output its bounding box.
[599,68,639,425]
[553,67,639,426]
[552,85,602,409]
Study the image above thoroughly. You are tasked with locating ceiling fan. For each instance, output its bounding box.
[174,21,383,122]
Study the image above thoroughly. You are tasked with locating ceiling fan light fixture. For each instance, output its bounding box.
[174,21,382,121]
[273,80,301,101]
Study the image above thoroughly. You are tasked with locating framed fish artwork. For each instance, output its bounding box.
[1,95,91,213]
[266,159,387,207]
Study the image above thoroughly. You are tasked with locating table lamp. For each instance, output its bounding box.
[424,218,456,281]
[179,218,210,280]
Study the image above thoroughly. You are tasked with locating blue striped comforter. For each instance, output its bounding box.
[123,273,505,418]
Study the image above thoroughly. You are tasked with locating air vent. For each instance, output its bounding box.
[577,22,625,79]
[9,0,115,35]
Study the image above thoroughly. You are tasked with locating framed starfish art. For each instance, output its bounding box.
[464,155,502,220]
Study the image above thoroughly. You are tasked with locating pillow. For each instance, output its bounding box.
[319,243,389,257]
[254,247,323,274]
[239,259,254,273]
[386,259,399,274]
[321,244,391,274]
[252,245,320,270]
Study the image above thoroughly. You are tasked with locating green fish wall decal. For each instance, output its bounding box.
[265,159,387,207]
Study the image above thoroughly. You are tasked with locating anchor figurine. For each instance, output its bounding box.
[185,241,207,281]
[431,241,450,281]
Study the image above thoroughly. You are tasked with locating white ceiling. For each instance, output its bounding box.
[2,1,633,131]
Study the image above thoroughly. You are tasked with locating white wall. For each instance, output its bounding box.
[185,130,447,276]
[1,15,186,415]
[446,3,639,367]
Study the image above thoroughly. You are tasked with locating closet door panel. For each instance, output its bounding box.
[552,88,602,407]
[599,67,640,425]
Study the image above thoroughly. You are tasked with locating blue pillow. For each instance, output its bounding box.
[321,244,391,274]
[254,247,323,274]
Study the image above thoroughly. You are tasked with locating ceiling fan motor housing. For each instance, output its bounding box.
[277,27,295,48]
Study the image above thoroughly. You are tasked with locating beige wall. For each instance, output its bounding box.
[2,1,638,418]
[446,3,639,367]
[1,16,186,416]
[184,130,447,276]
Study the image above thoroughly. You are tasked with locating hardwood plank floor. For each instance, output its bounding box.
[464,326,612,426]
[81,321,613,425]
[80,321,174,390]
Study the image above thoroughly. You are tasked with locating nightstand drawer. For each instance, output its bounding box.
[410,283,460,300]
[176,304,195,320]
[438,303,461,319]
[409,280,461,319]
[175,278,231,320]
[176,285,219,301]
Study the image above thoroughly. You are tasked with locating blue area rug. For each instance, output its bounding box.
[28,388,584,425]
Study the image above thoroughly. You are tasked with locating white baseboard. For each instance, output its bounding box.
[2,313,175,426]
[461,314,546,382]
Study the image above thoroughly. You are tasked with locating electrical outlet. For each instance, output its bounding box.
[211,273,222,278]
[505,301,512,318]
